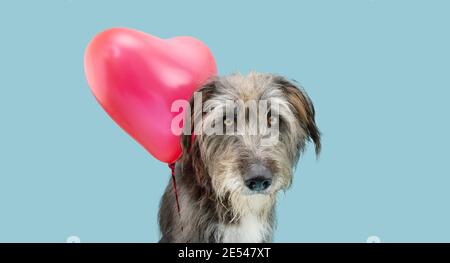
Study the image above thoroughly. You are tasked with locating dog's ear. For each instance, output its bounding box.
[181,78,217,153]
[275,76,321,155]
[180,79,217,192]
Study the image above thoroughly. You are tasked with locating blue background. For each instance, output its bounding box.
[1,0,449,242]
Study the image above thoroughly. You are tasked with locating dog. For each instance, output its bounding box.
[159,72,320,243]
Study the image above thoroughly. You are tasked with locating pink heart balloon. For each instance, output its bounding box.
[84,28,217,163]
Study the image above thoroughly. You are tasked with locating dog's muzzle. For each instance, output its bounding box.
[244,163,273,192]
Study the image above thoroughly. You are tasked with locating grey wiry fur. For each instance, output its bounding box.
[159,72,320,243]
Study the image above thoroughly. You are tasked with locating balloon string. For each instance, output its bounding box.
[168,162,183,231]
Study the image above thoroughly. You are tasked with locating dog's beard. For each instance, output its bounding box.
[211,169,279,223]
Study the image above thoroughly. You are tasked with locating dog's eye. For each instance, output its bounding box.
[267,110,277,127]
[268,116,277,127]
[224,118,234,127]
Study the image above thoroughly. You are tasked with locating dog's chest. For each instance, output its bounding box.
[220,214,271,243]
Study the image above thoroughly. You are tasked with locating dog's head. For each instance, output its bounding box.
[180,72,320,212]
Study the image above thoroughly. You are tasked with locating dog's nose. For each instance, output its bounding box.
[245,164,272,192]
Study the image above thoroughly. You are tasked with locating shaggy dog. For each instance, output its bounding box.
[159,72,320,243]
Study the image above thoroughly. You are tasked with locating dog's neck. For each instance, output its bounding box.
[219,195,275,242]
[220,213,273,243]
